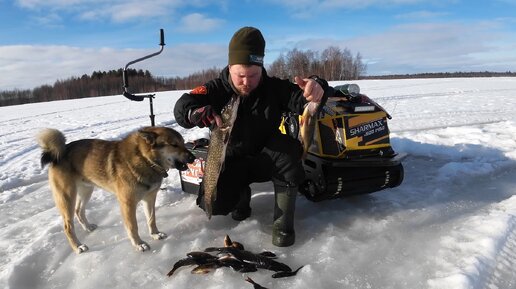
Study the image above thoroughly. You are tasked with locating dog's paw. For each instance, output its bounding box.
[76,244,89,254]
[136,242,151,252]
[86,224,97,232]
[151,232,167,240]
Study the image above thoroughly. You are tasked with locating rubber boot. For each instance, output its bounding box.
[231,187,252,221]
[272,184,297,247]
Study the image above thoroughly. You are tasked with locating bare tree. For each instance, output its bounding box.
[269,53,289,80]
[321,46,344,81]
[286,48,310,78]
[352,52,367,79]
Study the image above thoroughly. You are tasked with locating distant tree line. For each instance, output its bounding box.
[0,68,173,107]
[361,71,516,80]
[2,44,515,107]
[268,46,366,81]
[164,67,221,91]
[0,46,367,107]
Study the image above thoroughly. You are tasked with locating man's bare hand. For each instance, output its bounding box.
[295,76,323,103]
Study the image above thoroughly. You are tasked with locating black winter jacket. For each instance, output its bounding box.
[174,66,328,159]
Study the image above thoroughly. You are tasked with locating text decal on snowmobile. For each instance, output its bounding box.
[348,119,386,138]
[343,113,389,147]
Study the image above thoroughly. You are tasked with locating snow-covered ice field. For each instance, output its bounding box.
[1,77,515,289]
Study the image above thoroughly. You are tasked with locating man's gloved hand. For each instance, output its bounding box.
[189,105,220,128]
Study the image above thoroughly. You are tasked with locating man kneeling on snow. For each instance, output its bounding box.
[173,26,330,247]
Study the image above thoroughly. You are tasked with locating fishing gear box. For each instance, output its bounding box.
[179,139,208,195]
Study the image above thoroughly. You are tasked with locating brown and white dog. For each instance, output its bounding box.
[37,126,195,253]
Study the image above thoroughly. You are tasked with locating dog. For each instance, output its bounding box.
[37,126,196,254]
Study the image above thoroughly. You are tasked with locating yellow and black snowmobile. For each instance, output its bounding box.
[281,84,404,202]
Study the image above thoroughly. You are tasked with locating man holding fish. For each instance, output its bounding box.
[174,26,331,247]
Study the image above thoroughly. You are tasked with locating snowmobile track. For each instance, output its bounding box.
[483,216,516,289]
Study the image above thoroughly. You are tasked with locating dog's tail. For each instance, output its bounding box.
[37,128,66,168]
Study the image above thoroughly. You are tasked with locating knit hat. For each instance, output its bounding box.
[228,26,265,66]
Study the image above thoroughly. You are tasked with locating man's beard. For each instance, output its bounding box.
[236,85,252,96]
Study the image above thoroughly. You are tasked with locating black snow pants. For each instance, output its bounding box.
[196,132,305,215]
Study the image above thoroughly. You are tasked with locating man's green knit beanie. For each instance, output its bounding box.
[228,26,265,66]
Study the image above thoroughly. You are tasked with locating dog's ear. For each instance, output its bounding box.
[138,130,158,145]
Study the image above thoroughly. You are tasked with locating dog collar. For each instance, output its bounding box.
[149,160,169,178]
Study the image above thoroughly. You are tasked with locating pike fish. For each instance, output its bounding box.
[166,251,218,277]
[205,246,292,273]
[203,95,241,218]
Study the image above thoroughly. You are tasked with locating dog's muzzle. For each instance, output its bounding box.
[174,151,196,171]
[174,159,189,171]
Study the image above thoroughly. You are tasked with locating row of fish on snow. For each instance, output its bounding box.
[167,235,304,288]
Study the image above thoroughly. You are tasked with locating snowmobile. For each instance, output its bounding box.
[179,84,405,202]
[286,84,404,201]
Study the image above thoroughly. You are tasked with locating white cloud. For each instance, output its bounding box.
[16,0,89,9]
[319,0,425,9]
[285,21,516,75]
[79,1,176,23]
[354,23,500,68]
[177,13,225,33]
[0,43,227,91]
[32,12,64,27]
[267,0,449,18]
[395,10,450,19]
[14,0,214,24]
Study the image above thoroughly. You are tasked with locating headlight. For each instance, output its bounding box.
[335,84,360,98]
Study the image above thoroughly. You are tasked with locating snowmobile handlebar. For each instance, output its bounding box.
[122,29,165,101]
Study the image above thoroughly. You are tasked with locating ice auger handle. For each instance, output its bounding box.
[122,29,165,101]
[121,29,165,125]
[159,29,165,46]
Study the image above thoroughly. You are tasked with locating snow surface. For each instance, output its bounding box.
[1,77,515,289]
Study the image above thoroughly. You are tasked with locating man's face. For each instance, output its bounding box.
[229,64,262,96]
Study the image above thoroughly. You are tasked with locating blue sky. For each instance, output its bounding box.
[1,0,516,90]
